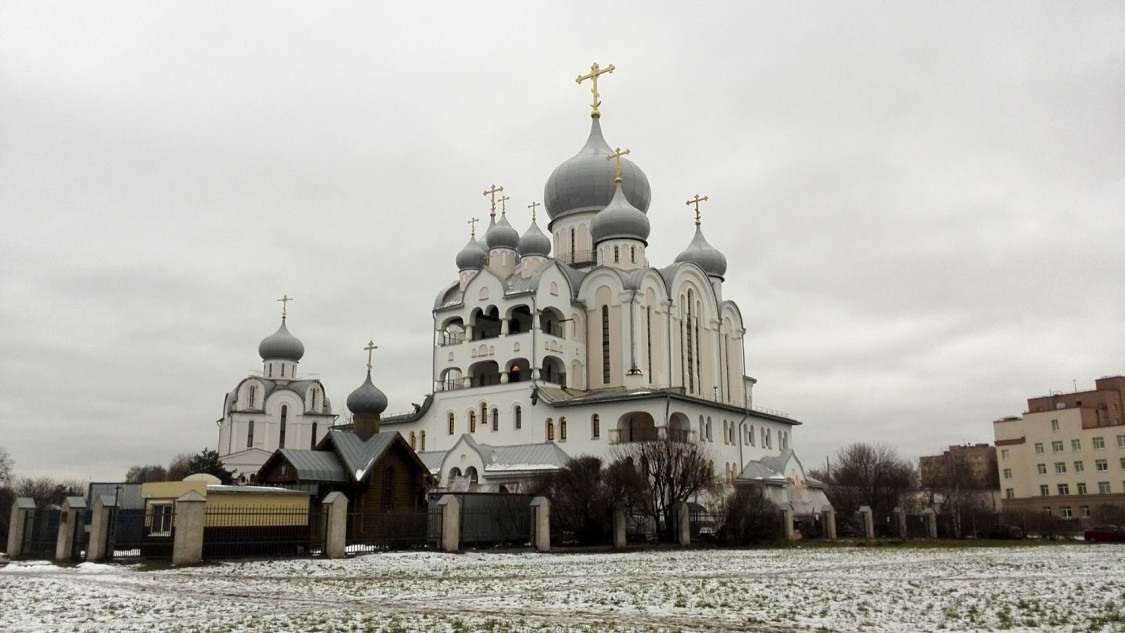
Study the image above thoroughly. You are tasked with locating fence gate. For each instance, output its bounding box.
[345,508,430,553]
[106,507,173,561]
[22,507,60,560]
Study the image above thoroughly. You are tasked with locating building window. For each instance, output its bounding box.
[570,228,575,256]
[1096,459,1108,471]
[481,403,488,426]
[410,431,416,450]
[149,503,174,537]
[1005,488,1014,499]
[247,420,255,448]
[448,413,455,435]
[1052,441,1063,453]
[645,306,652,380]
[1117,434,1125,448]
[1075,461,1085,473]
[1054,462,1067,475]
[706,419,713,442]
[421,431,426,450]
[470,411,477,433]
[1037,463,1047,475]
[727,420,734,445]
[381,466,395,512]
[592,414,600,439]
[1001,448,1010,460]
[749,424,755,446]
[1098,481,1111,494]
[281,363,285,377]
[1120,457,1125,469]
[1061,506,1072,518]
[547,419,555,441]
[514,405,522,430]
[560,417,567,441]
[1057,483,1070,495]
[613,245,620,263]
[268,364,273,378]
[1034,442,1044,454]
[311,422,318,449]
[1093,436,1105,450]
[1003,468,1012,479]
[630,246,636,263]
[248,385,257,408]
[1051,418,1059,431]
[601,305,610,384]
[491,408,499,431]
[1077,482,1088,495]
[1040,485,1050,496]
[1080,505,1090,518]
[1043,506,1053,516]
[279,405,287,448]
[1070,439,1081,452]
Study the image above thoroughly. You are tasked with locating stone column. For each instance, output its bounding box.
[172,491,207,566]
[821,505,837,540]
[922,508,938,539]
[675,502,691,546]
[437,494,461,553]
[781,508,795,540]
[322,492,348,559]
[893,507,907,539]
[529,496,550,553]
[613,506,627,549]
[857,506,874,540]
[55,497,87,563]
[86,495,117,563]
[6,498,36,559]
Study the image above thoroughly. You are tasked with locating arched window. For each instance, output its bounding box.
[470,410,477,432]
[750,424,756,446]
[592,414,600,439]
[646,306,653,379]
[447,467,461,485]
[706,418,712,442]
[311,422,318,449]
[547,419,555,441]
[281,364,285,378]
[601,305,610,384]
[247,420,255,448]
[481,403,488,427]
[560,417,568,441]
[279,405,288,448]
[491,408,499,431]
[514,405,522,430]
[421,431,427,451]
[570,227,576,256]
[727,420,734,445]
[268,364,273,378]
[630,245,636,263]
[613,245,620,263]
[686,290,695,393]
[310,389,317,412]
[410,431,417,450]
[381,466,395,511]
[448,413,455,435]
[248,385,257,408]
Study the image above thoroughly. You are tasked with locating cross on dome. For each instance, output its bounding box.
[576,62,615,119]
[277,294,293,319]
[467,217,479,237]
[363,339,378,371]
[483,184,504,218]
[606,147,631,183]
[498,195,510,215]
[686,194,709,227]
[527,201,540,222]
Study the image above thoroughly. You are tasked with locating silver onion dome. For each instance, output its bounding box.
[258,319,305,361]
[543,118,650,224]
[590,183,651,245]
[674,226,728,279]
[485,214,520,251]
[517,219,552,257]
[346,371,388,415]
[455,235,487,271]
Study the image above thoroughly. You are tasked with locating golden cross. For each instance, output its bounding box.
[498,195,510,215]
[467,217,479,237]
[277,294,293,319]
[527,201,540,222]
[364,339,378,371]
[686,194,709,226]
[483,184,504,218]
[576,62,615,119]
[606,147,630,183]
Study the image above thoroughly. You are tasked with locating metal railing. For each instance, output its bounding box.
[202,505,319,558]
[608,427,697,444]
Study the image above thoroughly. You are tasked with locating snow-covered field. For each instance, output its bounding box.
[1,544,1123,632]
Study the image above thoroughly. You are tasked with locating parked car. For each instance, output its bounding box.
[1083,525,1125,543]
[984,524,1024,540]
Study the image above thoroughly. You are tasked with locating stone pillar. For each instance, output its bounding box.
[437,494,461,553]
[857,506,874,540]
[54,497,87,563]
[893,507,907,539]
[821,505,837,540]
[86,495,117,563]
[781,508,795,540]
[922,508,938,539]
[172,491,207,566]
[529,496,550,553]
[322,492,348,559]
[675,502,691,546]
[7,498,36,559]
[613,506,627,549]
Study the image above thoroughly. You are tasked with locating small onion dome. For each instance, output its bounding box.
[591,183,651,245]
[517,219,552,257]
[346,370,388,415]
[674,226,728,279]
[258,319,305,361]
[455,235,487,271]
[485,214,520,251]
[543,118,651,223]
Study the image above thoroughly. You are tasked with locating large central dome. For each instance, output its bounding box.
[543,118,650,225]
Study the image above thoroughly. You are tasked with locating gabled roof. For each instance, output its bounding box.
[328,430,399,481]
[274,449,349,482]
[422,435,571,477]
[534,385,801,425]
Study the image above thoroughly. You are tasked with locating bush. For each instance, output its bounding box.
[715,487,783,545]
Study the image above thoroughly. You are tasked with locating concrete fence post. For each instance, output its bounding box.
[437,494,461,553]
[893,507,907,539]
[922,508,938,539]
[821,505,837,540]
[613,506,627,549]
[529,496,550,553]
[322,492,348,559]
[86,495,117,563]
[674,502,691,546]
[172,491,207,566]
[7,498,36,559]
[857,506,874,540]
[781,508,795,540]
[55,497,87,563]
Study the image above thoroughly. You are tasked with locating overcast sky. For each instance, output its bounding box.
[2,2,1123,483]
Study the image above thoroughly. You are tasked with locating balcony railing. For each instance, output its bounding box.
[437,333,464,347]
[541,371,566,388]
[557,250,597,268]
[608,427,697,444]
[541,322,566,338]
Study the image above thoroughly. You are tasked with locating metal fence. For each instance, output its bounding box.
[430,493,532,547]
[202,505,320,558]
[21,507,61,560]
[106,507,172,560]
[345,508,432,553]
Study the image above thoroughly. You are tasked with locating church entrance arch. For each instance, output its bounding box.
[506,357,530,384]
[469,360,501,387]
[614,412,657,444]
[667,412,693,443]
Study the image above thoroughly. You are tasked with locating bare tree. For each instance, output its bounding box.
[124,464,169,484]
[611,440,718,542]
[166,453,193,481]
[809,442,917,521]
[0,446,13,486]
[14,477,87,507]
[922,450,995,537]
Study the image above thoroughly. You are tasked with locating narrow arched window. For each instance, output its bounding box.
[421,431,427,451]
[613,245,620,263]
[601,305,610,384]
[248,385,257,408]
[448,413,455,435]
[268,364,273,378]
[592,414,600,439]
[311,422,318,449]
[560,417,568,441]
[514,405,522,429]
[279,405,288,448]
[247,420,255,448]
[547,419,555,441]
[281,364,285,378]
[630,245,636,263]
[310,389,317,412]
[491,408,499,431]
[410,431,417,450]
[470,410,477,432]
[481,403,488,426]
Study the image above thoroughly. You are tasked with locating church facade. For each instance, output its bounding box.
[375,64,825,509]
